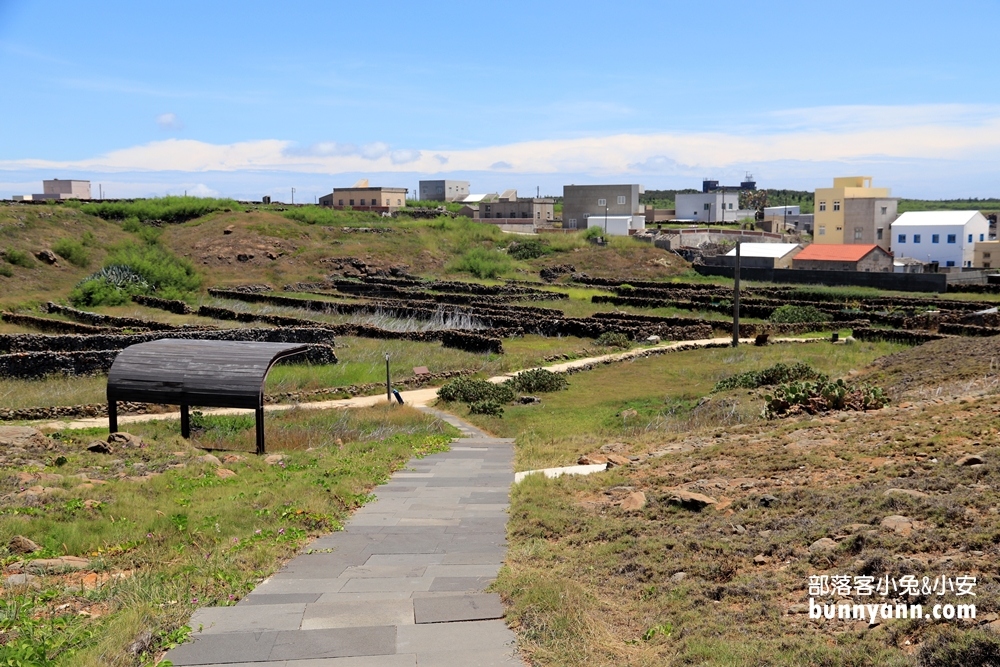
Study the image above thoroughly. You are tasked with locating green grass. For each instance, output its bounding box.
[51,238,90,268]
[72,196,242,224]
[4,248,35,268]
[0,404,456,666]
[455,340,906,471]
[69,240,201,306]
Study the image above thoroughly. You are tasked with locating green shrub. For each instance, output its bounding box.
[596,331,631,348]
[713,362,824,392]
[768,304,828,323]
[438,377,515,404]
[78,196,241,224]
[447,247,514,280]
[0,264,12,277]
[764,378,888,418]
[582,226,604,239]
[52,238,90,268]
[69,241,201,306]
[468,400,504,417]
[509,368,568,393]
[4,248,34,268]
[507,239,551,260]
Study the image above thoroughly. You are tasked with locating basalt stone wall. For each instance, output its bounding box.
[1,312,110,334]
[440,330,503,355]
[937,323,1000,337]
[0,327,337,354]
[851,327,947,345]
[46,302,179,331]
[0,401,154,422]
[131,295,194,314]
[946,283,1000,294]
[0,342,337,379]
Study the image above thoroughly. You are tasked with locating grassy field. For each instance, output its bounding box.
[0,404,456,666]
[453,336,1000,666]
[452,339,906,471]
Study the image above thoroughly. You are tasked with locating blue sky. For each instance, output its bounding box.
[2,0,999,201]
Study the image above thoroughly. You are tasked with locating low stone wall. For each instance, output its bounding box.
[1,312,111,334]
[0,401,154,422]
[0,327,337,354]
[132,294,194,314]
[851,327,946,345]
[440,330,503,355]
[938,323,1000,337]
[45,302,179,331]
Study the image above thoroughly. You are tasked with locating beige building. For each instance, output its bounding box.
[14,179,91,201]
[478,190,554,223]
[974,240,1000,268]
[319,179,408,211]
[563,184,644,230]
[814,177,897,250]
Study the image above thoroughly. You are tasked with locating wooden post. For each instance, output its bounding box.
[733,240,741,347]
[385,353,391,403]
[108,399,118,434]
[180,404,190,439]
[255,407,265,455]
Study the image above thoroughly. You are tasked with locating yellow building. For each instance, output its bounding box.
[974,240,1000,268]
[813,176,897,249]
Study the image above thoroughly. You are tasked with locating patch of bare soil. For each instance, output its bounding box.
[861,334,1000,400]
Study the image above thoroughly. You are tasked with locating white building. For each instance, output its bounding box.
[675,191,753,223]
[724,242,803,268]
[418,180,470,202]
[764,205,800,217]
[890,211,989,268]
[593,215,645,236]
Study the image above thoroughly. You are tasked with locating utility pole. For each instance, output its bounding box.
[604,205,609,236]
[733,240,741,347]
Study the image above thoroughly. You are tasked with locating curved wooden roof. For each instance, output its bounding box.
[107,339,308,409]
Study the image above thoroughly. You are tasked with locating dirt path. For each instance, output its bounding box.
[37,336,821,432]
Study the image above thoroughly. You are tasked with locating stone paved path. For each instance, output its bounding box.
[164,408,527,666]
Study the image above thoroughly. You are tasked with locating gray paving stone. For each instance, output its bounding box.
[301,599,414,629]
[191,657,418,667]
[441,552,507,565]
[424,564,502,578]
[316,591,413,603]
[340,576,433,593]
[240,593,321,605]
[364,553,445,566]
[396,619,516,654]
[413,594,504,624]
[340,564,427,578]
[254,578,347,595]
[428,577,496,592]
[164,630,277,665]
[269,626,396,660]
[191,603,305,634]
[415,648,524,666]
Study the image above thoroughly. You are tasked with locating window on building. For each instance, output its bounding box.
[914,234,921,243]
[898,234,906,243]
[881,206,888,215]
[819,225,826,236]
[833,201,841,211]
[536,211,540,219]
[819,201,826,212]
[568,218,577,229]
[854,227,863,240]
[728,203,733,209]
[397,199,402,205]
[598,198,606,206]
[948,234,956,243]
[349,199,355,205]
[617,196,626,205]
[981,234,986,241]
[877,228,883,240]
[946,261,956,267]
[703,204,710,211]
[986,262,992,268]
[932,234,939,243]
[338,199,344,205]
[968,234,973,243]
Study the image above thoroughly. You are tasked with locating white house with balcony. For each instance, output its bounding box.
[890,211,989,268]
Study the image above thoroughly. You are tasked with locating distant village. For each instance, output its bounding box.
[13,175,1000,290]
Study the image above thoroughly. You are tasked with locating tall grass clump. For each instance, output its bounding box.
[769,304,827,323]
[52,238,90,267]
[447,247,514,279]
[76,196,241,224]
[3,248,35,268]
[69,241,201,306]
[282,206,386,226]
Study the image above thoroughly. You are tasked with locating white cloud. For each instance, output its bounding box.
[156,112,183,130]
[5,104,1000,196]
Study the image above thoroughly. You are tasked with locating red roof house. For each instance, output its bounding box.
[791,244,893,272]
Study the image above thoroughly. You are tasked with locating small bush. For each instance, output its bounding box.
[469,400,504,417]
[596,332,631,348]
[52,238,90,267]
[769,304,827,323]
[447,247,514,280]
[509,368,568,393]
[78,196,241,224]
[507,239,551,260]
[582,226,604,239]
[438,377,515,404]
[764,378,889,418]
[713,362,824,392]
[69,241,201,306]
[0,264,12,277]
[4,248,34,268]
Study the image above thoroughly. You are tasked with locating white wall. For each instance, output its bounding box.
[891,215,989,268]
[675,192,751,223]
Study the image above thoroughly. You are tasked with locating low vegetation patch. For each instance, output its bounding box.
[769,304,828,323]
[446,247,515,280]
[713,361,824,392]
[764,377,889,418]
[595,331,632,349]
[75,196,241,224]
[509,368,569,394]
[507,238,551,261]
[3,248,34,268]
[69,241,201,306]
[52,238,91,268]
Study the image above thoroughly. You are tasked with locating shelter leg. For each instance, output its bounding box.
[181,405,190,439]
[108,400,118,434]
[255,407,265,455]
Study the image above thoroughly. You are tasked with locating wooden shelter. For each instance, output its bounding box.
[107,340,308,454]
